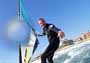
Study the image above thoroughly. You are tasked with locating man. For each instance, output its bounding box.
[37,18,65,63]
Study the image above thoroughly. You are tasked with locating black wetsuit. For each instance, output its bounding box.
[38,23,61,63]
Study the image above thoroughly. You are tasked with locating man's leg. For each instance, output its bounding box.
[41,53,47,63]
[41,39,60,63]
[47,54,54,63]
[47,39,60,63]
[47,45,59,63]
[41,43,55,63]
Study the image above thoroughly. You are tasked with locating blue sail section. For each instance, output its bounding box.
[20,0,32,28]
[19,0,39,61]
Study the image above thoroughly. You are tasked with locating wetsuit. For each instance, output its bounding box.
[38,23,61,63]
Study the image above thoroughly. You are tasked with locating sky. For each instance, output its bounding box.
[0,0,90,63]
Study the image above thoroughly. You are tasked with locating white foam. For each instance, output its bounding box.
[31,40,90,63]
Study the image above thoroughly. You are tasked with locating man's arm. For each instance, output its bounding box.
[35,31,45,36]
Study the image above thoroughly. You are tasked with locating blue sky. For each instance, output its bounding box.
[0,0,90,63]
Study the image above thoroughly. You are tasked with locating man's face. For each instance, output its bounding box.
[38,20,46,28]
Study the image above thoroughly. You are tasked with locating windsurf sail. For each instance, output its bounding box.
[18,0,39,63]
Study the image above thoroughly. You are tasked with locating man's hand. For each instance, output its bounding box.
[57,31,65,38]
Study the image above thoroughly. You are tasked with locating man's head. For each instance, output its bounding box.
[38,18,46,28]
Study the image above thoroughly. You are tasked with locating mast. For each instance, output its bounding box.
[18,0,21,21]
[18,0,20,16]
[19,44,22,63]
[18,0,22,63]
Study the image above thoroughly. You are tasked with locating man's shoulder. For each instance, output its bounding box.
[46,23,54,26]
[46,23,55,29]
